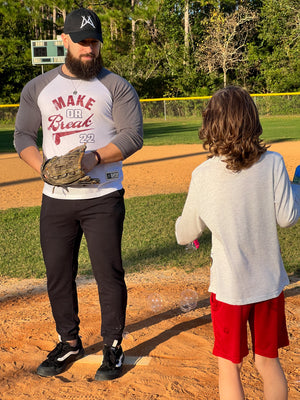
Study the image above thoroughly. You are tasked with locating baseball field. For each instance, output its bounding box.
[0,141,299,399]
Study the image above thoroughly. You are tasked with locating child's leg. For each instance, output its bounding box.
[210,294,250,399]
[254,354,288,400]
[218,357,245,400]
[249,292,289,400]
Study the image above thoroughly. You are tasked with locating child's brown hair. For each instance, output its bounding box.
[199,86,268,172]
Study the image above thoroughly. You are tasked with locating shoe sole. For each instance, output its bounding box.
[94,367,123,381]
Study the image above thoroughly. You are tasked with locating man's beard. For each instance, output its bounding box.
[65,50,103,80]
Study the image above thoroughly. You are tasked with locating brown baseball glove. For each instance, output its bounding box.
[41,144,100,187]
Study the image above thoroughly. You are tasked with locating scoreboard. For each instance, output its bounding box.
[31,37,67,65]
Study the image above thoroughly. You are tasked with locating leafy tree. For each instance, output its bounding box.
[258,0,300,92]
[0,0,299,103]
[0,0,37,103]
[196,5,258,87]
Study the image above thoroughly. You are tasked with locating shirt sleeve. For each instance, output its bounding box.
[13,80,42,155]
[99,69,143,159]
[175,174,207,245]
[274,156,300,227]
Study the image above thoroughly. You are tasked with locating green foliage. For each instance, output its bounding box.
[258,0,300,92]
[0,2,36,102]
[0,1,299,102]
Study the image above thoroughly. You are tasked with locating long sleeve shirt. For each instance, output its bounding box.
[14,66,143,200]
[176,151,300,305]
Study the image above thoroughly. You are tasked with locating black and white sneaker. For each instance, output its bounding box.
[94,344,124,381]
[37,337,85,377]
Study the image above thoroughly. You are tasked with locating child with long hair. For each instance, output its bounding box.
[175,86,300,400]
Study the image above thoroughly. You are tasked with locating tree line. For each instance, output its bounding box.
[0,0,299,103]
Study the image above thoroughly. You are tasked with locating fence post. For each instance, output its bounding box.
[163,100,166,121]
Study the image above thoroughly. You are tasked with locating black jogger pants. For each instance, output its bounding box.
[40,190,127,346]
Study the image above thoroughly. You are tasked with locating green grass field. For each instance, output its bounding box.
[0,116,299,279]
[1,115,300,152]
[0,194,299,279]
[142,115,300,145]
[0,194,212,279]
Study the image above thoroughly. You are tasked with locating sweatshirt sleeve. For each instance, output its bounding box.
[99,69,143,160]
[274,156,300,227]
[175,174,207,245]
[13,80,42,155]
[14,67,59,155]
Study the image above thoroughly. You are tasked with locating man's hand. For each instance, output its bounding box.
[82,151,100,173]
[41,144,100,187]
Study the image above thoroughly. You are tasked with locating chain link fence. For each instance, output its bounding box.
[0,105,19,125]
[140,93,300,120]
[1,93,300,124]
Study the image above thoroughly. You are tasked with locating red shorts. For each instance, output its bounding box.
[210,292,289,364]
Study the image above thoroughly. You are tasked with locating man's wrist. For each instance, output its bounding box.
[92,150,101,165]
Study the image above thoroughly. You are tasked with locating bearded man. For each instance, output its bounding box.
[14,8,143,381]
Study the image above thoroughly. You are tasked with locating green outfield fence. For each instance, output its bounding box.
[1,92,300,123]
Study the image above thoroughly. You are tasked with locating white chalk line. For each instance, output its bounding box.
[77,354,151,366]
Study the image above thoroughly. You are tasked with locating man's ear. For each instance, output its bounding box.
[61,33,69,50]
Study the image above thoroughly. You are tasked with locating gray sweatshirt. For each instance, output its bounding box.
[176,151,300,305]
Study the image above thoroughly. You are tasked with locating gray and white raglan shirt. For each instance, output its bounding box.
[14,66,143,200]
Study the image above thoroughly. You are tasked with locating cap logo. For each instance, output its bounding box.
[80,15,96,29]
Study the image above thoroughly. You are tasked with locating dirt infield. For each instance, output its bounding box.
[1,141,299,209]
[0,142,299,399]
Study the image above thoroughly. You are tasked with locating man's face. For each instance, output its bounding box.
[62,35,103,79]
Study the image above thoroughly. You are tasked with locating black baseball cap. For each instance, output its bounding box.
[64,8,103,43]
